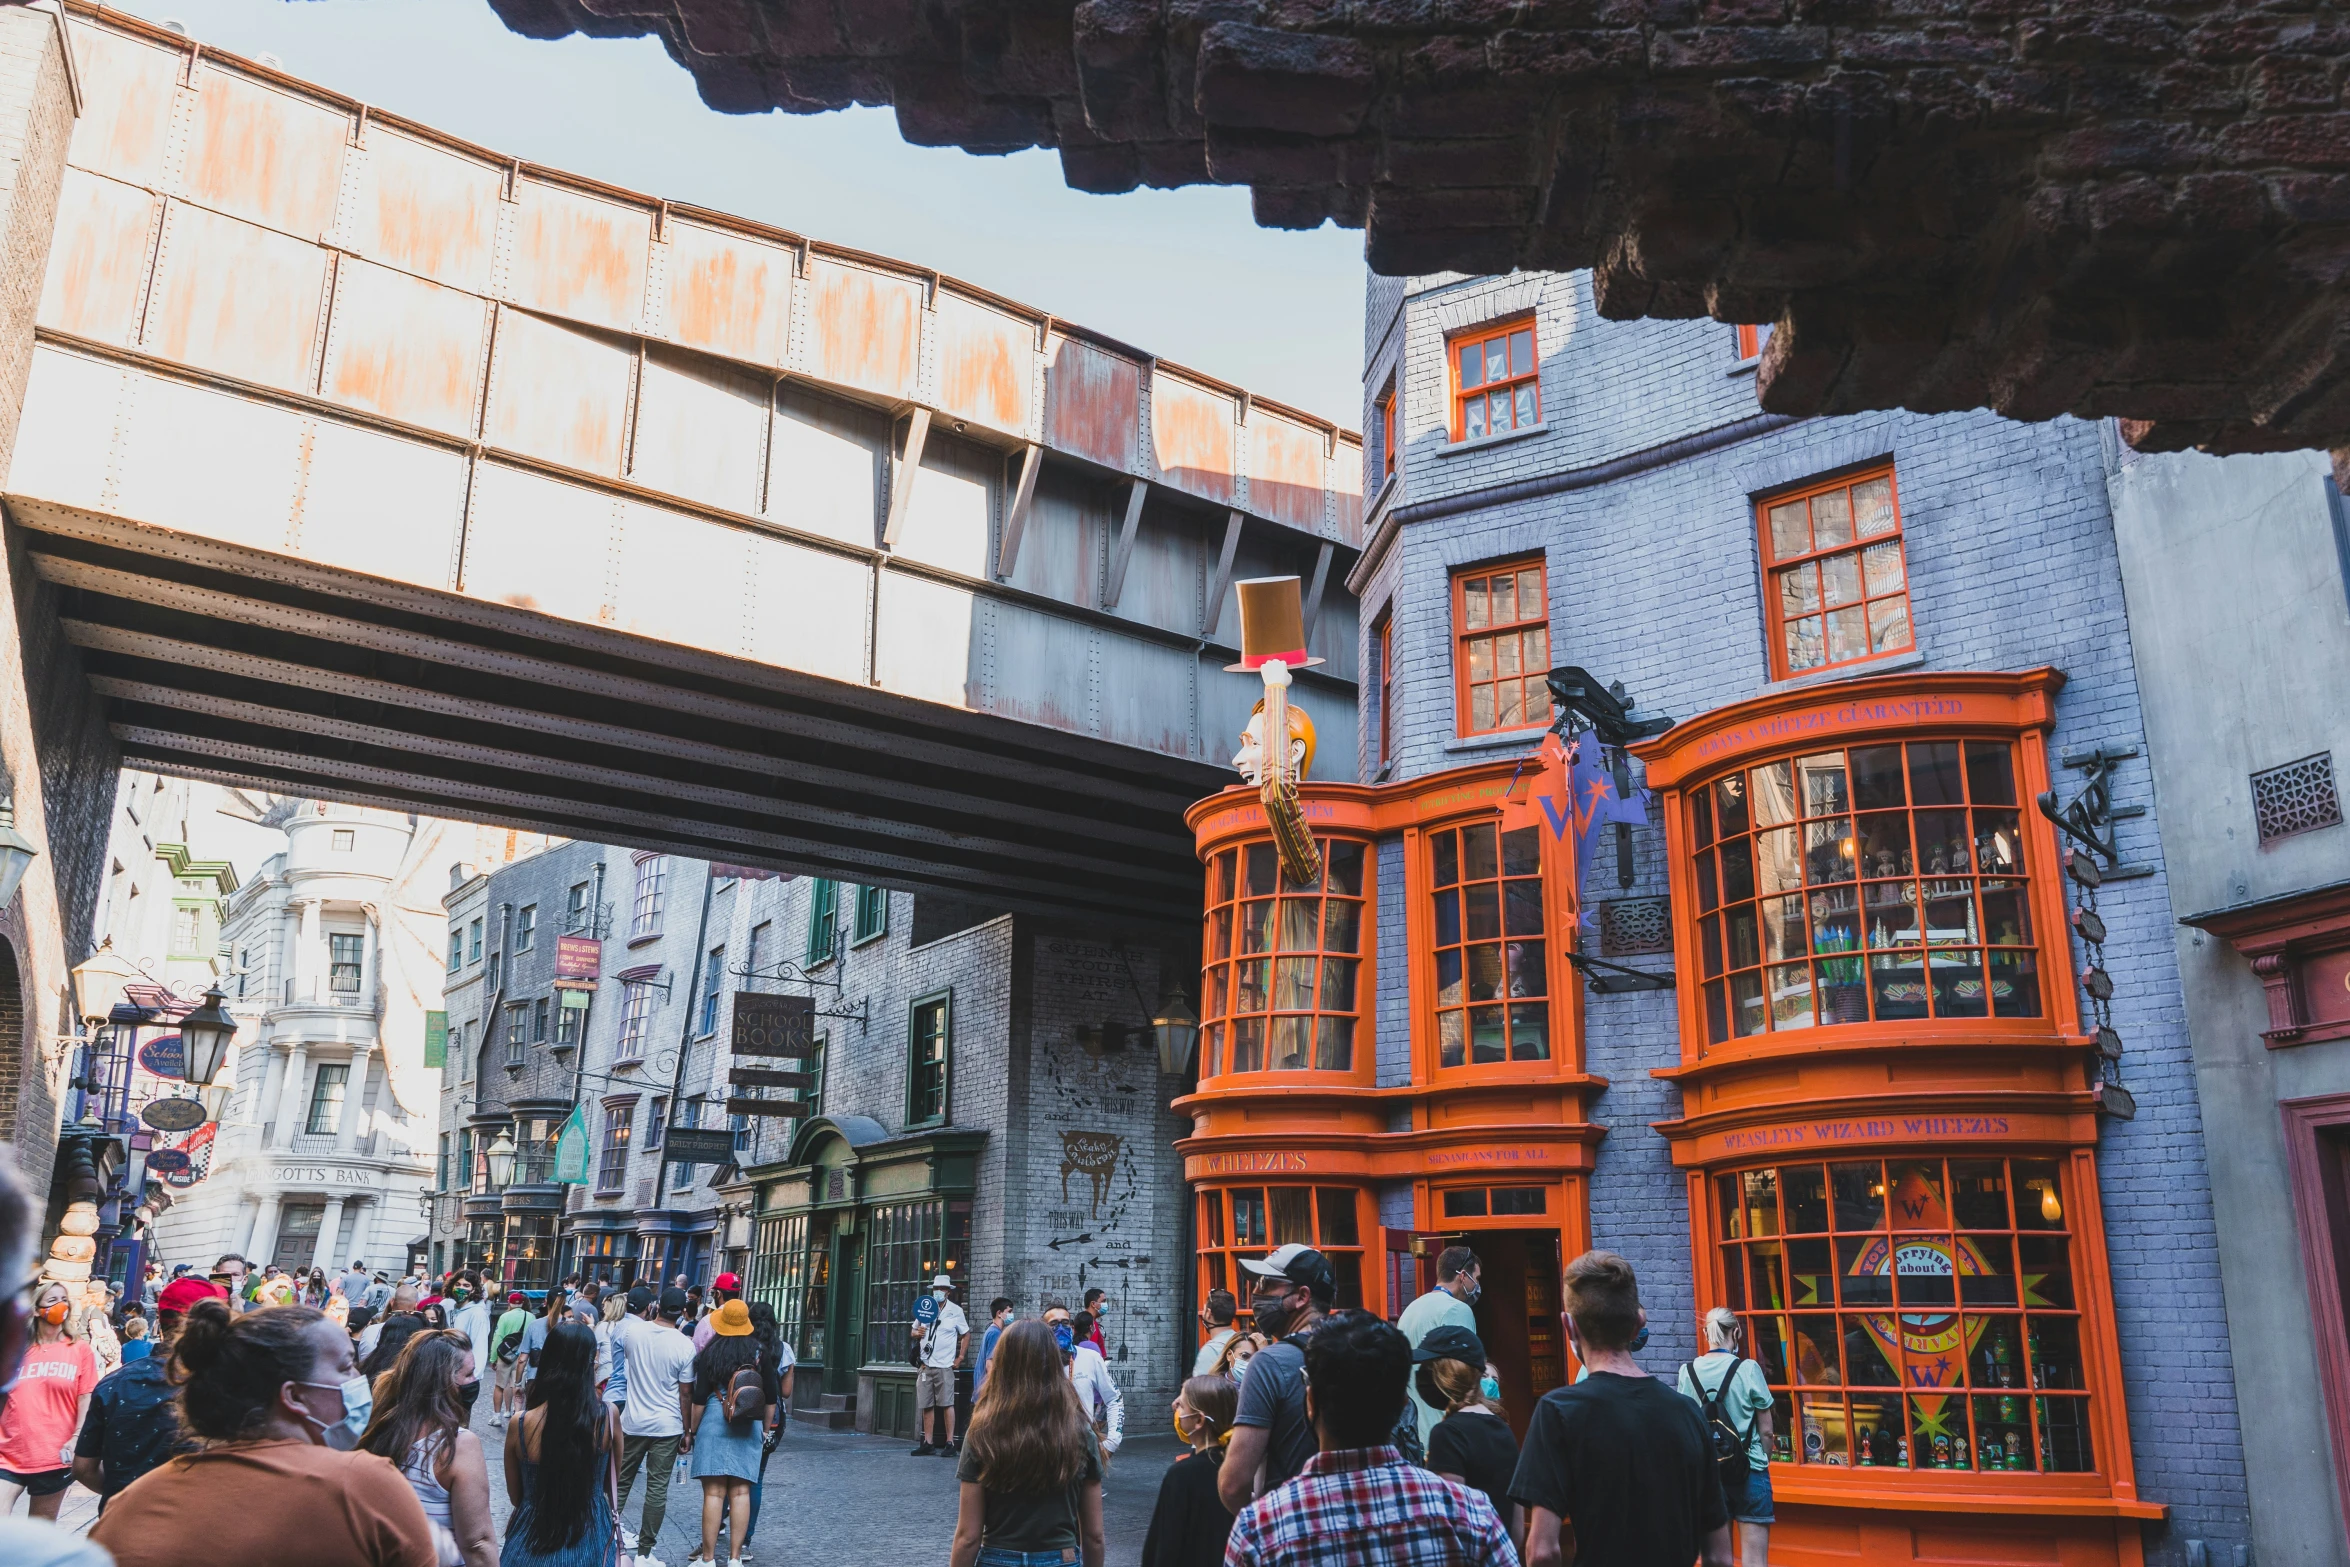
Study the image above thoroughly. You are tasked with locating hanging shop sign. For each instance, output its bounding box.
[724,1096,811,1120]
[162,1121,214,1188]
[140,1096,207,1132]
[662,1127,739,1166]
[145,1148,191,1174]
[553,935,601,991]
[552,1105,592,1185]
[136,1034,184,1080]
[732,992,813,1058]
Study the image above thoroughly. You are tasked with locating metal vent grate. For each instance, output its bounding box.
[2253,753,2343,844]
[1597,897,1673,957]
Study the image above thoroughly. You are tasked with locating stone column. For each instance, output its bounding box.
[272,1042,309,1148]
[336,1046,371,1152]
[299,898,323,1003]
[280,899,303,1004]
[310,1195,346,1274]
[361,901,381,1010]
[231,1196,258,1256]
[249,1192,282,1268]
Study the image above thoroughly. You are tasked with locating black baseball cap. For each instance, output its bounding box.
[659,1287,690,1315]
[1411,1323,1488,1368]
[628,1285,655,1313]
[1240,1243,1336,1305]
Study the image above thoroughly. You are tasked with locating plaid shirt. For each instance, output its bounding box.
[1224,1446,1520,1567]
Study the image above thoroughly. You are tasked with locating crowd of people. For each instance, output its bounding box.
[0,1138,1768,1567]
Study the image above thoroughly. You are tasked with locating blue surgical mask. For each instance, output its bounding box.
[1480,1372,1501,1400]
[299,1375,373,1449]
[1052,1322,1074,1355]
[1630,1326,1649,1353]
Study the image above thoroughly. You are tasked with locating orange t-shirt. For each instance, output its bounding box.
[0,1339,97,1473]
[91,1440,436,1567]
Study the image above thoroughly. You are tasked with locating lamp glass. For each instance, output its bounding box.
[1153,986,1200,1077]
[177,986,236,1088]
[485,1130,517,1186]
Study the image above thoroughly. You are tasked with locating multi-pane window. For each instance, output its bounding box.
[556,998,582,1048]
[328,933,363,993]
[468,919,483,964]
[647,1096,668,1149]
[1716,1156,2093,1474]
[1760,469,1913,678]
[305,1064,348,1135]
[1692,741,2040,1044]
[516,905,537,950]
[853,886,888,944]
[458,1128,475,1194]
[566,882,591,934]
[862,1200,969,1366]
[505,1004,528,1065]
[598,1103,632,1191]
[630,855,668,939]
[331,828,355,852]
[807,880,839,965]
[1453,562,1550,735]
[1452,319,1538,441]
[699,948,726,1036]
[751,1212,810,1359]
[806,1032,828,1114]
[1372,614,1394,770]
[1200,839,1367,1076]
[486,951,501,990]
[437,1132,450,1191]
[447,929,464,972]
[1197,1186,1366,1317]
[617,979,656,1061]
[1376,381,1397,479]
[170,904,204,957]
[747,921,772,981]
[532,998,549,1042]
[1429,822,1549,1067]
[909,993,951,1125]
[1737,322,1773,361]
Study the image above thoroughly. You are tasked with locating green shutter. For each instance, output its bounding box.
[423,1010,448,1069]
[807,879,838,964]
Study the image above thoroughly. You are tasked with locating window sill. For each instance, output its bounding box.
[626,931,663,949]
[1729,357,1759,378]
[1435,421,1550,460]
[851,932,887,949]
[1762,646,1927,696]
[1443,724,1553,756]
[611,1056,643,1071]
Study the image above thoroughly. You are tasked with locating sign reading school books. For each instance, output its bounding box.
[554,935,601,991]
[731,992,813,1059]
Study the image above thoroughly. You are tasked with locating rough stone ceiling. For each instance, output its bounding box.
[487,0,2350,456]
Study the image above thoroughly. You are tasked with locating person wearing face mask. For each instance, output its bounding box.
[0,1281,100,1519]
[1216,1243,1335,1516]
[1140,1375,1237,1567]
[0,1147,111,1567]
[1414,1325,1525,1554]
[910,1274,971,1457]
[91,1298,437,1566]
[1397,1245,1481,1447]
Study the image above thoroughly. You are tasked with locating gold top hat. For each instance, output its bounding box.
[1225,576,1326,672]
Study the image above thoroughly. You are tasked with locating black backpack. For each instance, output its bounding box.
[1683,1357,1754,1487]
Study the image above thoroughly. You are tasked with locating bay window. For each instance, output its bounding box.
[1430,821,1548,1066]
[1197,1184,1365,1313]
[1199,838,1368,1076]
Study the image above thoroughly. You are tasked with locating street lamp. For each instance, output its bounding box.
[177,986,236,1090]
[0,794,40,912]
[1153,983,1199,1077]
[484,1129,517,1187]
[69,941,142,1026]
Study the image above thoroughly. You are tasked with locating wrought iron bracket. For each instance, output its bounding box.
[1566,951,1676,994]
[731,958,863,1023]
[2036,745,2155,880]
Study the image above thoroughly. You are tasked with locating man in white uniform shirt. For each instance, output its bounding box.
[613,1286,699,1567]
[910,1274,970,1456]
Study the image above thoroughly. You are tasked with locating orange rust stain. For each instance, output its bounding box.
[509,181,650,335]
[667,225,790,366]
[934,294,1029,433]
[1043,336,1139,471]
[38,170,156,344]
[485,311,630,477]
[67,24,179,188]
[808,260,920,399]
[1250,414,1327,530]
[325,264,485,437]
[1151,372,1235,505]
[145,205,325,393]
[181,71,345,239]
[361,132,499,295]
[1330,440,1364,546]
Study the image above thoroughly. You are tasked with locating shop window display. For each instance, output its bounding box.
[1200,838,1369,1075]
[1715,1155,2092,1475]
[1692,740,2041,1043]
[1197,1184,1365,1310]
[1429,821,1549,1065]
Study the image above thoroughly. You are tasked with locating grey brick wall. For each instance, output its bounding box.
[1356,265,2247,1562]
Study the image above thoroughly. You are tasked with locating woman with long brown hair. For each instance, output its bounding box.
[358,1329,498,1567]
[949,1318,1105,1567]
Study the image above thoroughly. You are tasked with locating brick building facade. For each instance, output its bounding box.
[1176,266,2253,1567]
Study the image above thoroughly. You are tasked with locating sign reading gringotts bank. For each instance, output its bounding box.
[1690,695,1971,764]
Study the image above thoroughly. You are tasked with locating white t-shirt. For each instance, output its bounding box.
[916,1299,969,1369]
[615,1315,697,1438]
[1193,1327,1236,1377]
[452,1301,492,1383]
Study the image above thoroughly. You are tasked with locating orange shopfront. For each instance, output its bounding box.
[1635,670,2161,1566]
[1179,667,2162,1561]
[1180,766,1604,1428]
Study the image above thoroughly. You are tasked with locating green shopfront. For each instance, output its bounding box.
[745,1115,983,1439]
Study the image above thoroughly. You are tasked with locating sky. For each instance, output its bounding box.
[111,0,1370,427]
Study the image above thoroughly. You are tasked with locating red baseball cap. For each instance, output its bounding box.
[158,1277,229,1313]
[713,1272,741,1292]
[508,1292,526,1304]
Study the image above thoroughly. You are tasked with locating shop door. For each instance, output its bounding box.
[1383,1230,1449,1319]
[272,1204,324,1276]
[827,1228,866,1398]
[1463,1230,1566,1441]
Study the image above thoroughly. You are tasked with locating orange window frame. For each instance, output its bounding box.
[1737,322,1772,360]
[1452,559,1552,737]
[1373,613,1395,768]
[1450,318,1540,442]
[1377,382,1398,479]
[1757,466,1915,681]
[1198,836,1372,1081]
[1196,1183,1369,1323]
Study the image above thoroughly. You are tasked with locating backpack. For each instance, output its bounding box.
[493,1314,525,1365]
[1683,1357,1754,1487]
[725,1364,765,1424]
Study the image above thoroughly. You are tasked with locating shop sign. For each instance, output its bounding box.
[662,1127,738,1166]
[1719,1114,2012,1154]
[1192,1150,1312,1176]
[146,1148,191,1174]
[1195,797,1348,839]
[140,1096,206,1132]
[271,1165,375,1186]
[1425,1146,1556,1168]
[1689,695,1971,765]
[554,935,601,991]
[732,993,813,1058]
[136,1034,184,1080]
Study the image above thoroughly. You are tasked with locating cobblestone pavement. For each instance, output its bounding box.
[23,1404,1180,1565]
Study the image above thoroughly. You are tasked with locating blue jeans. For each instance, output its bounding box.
[1728,1463,1775,1524]
[976,1552,1077,1567]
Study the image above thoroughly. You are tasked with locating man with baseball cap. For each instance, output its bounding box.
[910,1273,969,1456]
[72,1274,223,1507]
[1219,1242,1336,1514]
[693,1270,743,1350]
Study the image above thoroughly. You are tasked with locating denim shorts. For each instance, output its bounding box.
[1728,1462,1775,1524]
[976,1550,1077,1567]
